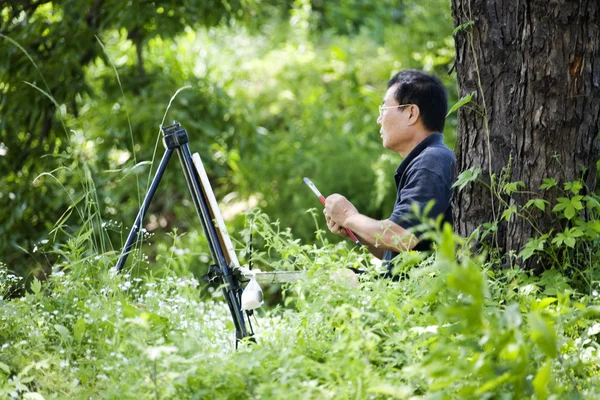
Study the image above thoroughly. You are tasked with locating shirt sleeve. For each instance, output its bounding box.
[389,167,452,231]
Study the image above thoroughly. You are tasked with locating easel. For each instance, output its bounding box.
[115,122,254,342]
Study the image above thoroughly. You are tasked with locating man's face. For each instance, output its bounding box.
[377,84,412,153]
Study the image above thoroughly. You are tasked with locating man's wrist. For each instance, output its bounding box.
[344,213,361,230]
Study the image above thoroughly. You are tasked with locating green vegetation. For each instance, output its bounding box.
[1,0,456,276]
[2,210,600,398]
[2,1,600,398]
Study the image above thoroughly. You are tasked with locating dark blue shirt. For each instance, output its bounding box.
[382,133,455,270]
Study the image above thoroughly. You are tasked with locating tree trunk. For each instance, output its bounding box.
[451,0,600,266]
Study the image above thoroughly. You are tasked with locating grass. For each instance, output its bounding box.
[2,213,600,399]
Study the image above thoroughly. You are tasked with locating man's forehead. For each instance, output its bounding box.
[383,85,399,104]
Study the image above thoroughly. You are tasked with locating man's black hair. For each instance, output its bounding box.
[388,70,447,133]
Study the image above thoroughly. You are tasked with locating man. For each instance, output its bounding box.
[324,70,455,273]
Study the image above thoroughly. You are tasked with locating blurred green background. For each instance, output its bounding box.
[0,0,457,278]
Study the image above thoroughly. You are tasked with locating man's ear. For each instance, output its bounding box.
[407,105,420,126]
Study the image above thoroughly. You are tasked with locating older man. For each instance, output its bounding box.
[324,70,456,272]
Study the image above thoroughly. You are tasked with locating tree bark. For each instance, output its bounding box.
[451,0,600,266]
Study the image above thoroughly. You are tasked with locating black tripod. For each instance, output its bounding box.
[115,121,253,344]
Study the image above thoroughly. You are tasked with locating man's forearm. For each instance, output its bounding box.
[344,213,418,254]
[353,232,385,259]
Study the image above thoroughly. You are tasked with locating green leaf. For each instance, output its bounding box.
[524,199,548,212]
[519,236,546,261]
[587,220,600,233]
[550,236,562,247]
[583,306,600,318]
[504,181,525,195]
[584,195,600,211]
[540,178,558,190]
[552,199,567,212]
[330,45,347,60]
[528,312,557,359]
[474,372,511,395]
[0,361,10,374]
[553,197,579,220]
[452,20,475,35]
[532,361,552,400]
[565,236,576,248]
[452,168,482,192]
[24,393,46,400]
[564,205,575,219]
[53,324,71,342]
[73,318,86,344]
[368,384,413,397]
[571,195,584,211]
[569,226,584,237]
[504,303,522,328]
[564,180,583,195]
[501,205,517,222]
[30,278,41,295]
[439,223,456,262]
[447,91,475,116]
[552,227,584,249]
[533,298,557,311]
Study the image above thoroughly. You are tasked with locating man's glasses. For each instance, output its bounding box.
[379,104,412,117]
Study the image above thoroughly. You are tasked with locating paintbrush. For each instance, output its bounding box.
[303,177,362,246]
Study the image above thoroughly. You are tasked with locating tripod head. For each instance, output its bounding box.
[162,121,189,149]
[162,121,181,136]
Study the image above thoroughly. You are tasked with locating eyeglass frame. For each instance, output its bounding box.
[378,104,413,117]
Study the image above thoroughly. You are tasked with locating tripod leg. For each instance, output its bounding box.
[175,144,250,341]
[115,148,174,272]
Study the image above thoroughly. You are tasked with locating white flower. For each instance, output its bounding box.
[580,347,598,364]
[409,325,438,335]
[588,323,600,336]
[145,345,177,361]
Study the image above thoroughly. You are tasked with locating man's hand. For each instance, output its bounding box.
[325,211,350,237]
[324,194,359,231]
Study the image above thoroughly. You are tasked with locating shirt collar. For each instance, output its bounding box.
[395,133,444,178]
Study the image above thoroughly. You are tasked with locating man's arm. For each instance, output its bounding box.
[354,231,386,259]
[324,194,418,259]
[326,218,387,259]
[345,214,418,255]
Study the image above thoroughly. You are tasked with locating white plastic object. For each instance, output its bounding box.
[241,275,263,310]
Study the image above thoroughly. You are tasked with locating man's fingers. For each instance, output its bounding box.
[325,209,350,238]
[327,219,343,235]
[331,221,345,234]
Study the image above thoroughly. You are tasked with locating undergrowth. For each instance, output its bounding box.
[2,209,600,399]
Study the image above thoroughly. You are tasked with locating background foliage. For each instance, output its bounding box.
[0,0,456,277]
